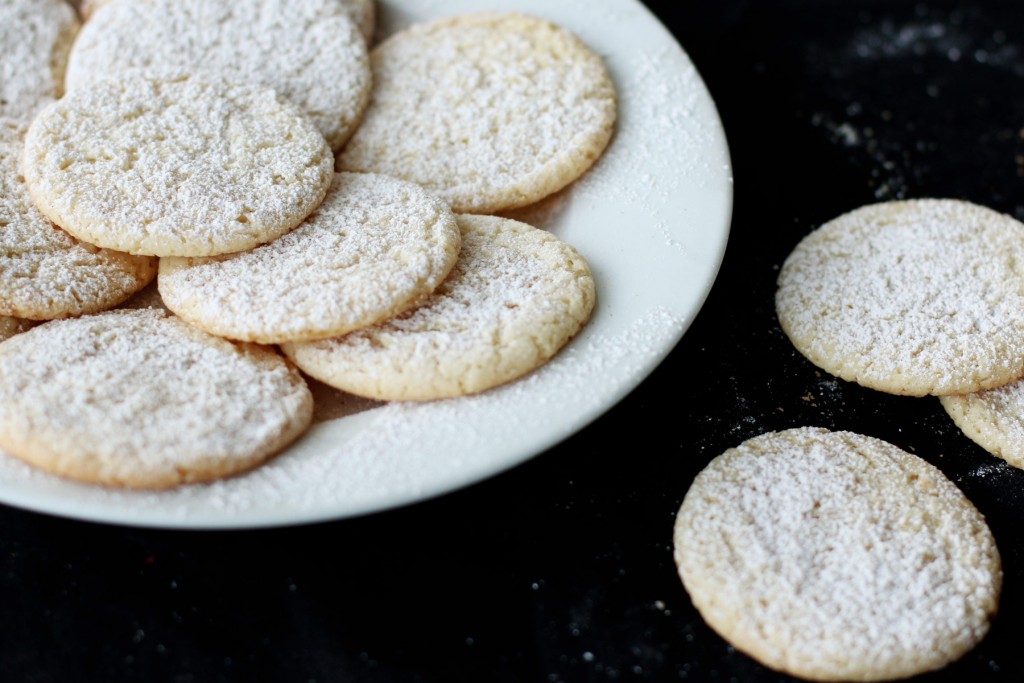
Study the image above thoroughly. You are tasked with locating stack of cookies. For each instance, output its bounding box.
[0,0,617,488]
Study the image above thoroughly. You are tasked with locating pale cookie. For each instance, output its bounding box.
[159,172,461,344]
[0,0,79,123]
[674,427,1001,682]
[337,12,617,214]
[0,309,313,489]
[23,72,334,258]
[65,0,371,150]
[776,199,1024,396]
[0,119,157,319]
[941,381,1024,471]
[283,214,596,400]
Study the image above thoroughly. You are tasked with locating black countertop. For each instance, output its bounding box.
[5,1,1024,681]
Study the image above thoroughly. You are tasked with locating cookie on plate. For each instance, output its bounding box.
[0,0,79,123]
[65,0,370,150]
[941,381,1024,471]
[159,172,461,344]
[23,71,334,258]
[283,214,596,400]
[674,427,1001,682]
[337,12,617,213]
[0,119,157,319]
[0,309,313,489]
[776,199,1024,396]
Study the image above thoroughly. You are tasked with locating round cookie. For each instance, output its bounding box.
[776,199,1024,396]
[65,0,370,150]
[283,214,596,400]
[0,309,313,489]
[0,0,79,123]
[23,71,334,258]
[336,12,617,214]
[0,119,157,319]
[941,381,1024,470]
[674,427,1001,682]
[159,172,461,344]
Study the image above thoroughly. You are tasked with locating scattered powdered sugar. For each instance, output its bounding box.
[0,308,685,523]
[777,199,1024,396]
[0,0,79,124]
[674,428,1001,680]
[158,173,460,344]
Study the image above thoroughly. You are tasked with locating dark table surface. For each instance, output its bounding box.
[6,0,1024,681]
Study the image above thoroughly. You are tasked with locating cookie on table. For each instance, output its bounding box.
[776,199,1024,396]
[0,119,157,319]
[0,309,313,489]
[159,172,461,344]
[0,0,79,123]
[941,381,1024,470]
[65,0,370,150]
[283,214,596,400]
[337,12,617,214]
[23,71,334,258]
[674,427,1001,682]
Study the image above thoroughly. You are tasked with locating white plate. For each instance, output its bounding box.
[0,0,732,528]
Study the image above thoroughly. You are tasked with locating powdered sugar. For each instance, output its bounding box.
[674,428,1001,680]
[66,0,370,150]
[23,72,334,257]
[159,172,460,343]
[777,199,1024,396]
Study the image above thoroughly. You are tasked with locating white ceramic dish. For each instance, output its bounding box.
[0,0,732,528]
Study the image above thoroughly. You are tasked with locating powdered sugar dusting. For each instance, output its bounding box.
[777,199,1024,396]
[159,172,460,344]
[0,0,79,123]
[23,72,334,257]
[674,428,1001,680]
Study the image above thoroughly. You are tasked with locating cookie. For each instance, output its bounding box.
[65,0,371,150]
[283,214,596,400]
[941,381,1024,470]
[674,427,1001,682]
[23,71,334,258]
[0,309,313,489]
[159,172,461,344]
[0,119,157,319]
[336,12,617,213]
[776,199,1024,396]
[0,0,79,123]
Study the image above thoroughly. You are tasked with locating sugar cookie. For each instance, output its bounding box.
[283,214,596,400]
[776,199,1024,396]
[0,0,79,123]
[65,0,370,150]
[159,172,461,344]
[674,427,1001,682]
[0,317,35,343]
[0,309,313,489]
[337,12,617,213]
[23,72,334,257]
[0,119,157,319]
[941,381,1024,471]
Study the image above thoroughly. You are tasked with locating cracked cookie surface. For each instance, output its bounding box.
[23,72,334,257]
